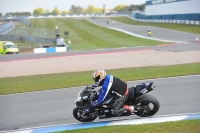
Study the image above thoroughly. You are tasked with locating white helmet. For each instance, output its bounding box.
[92,69,106,84]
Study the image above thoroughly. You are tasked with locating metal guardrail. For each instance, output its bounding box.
[0,35,55,45]
[18,17,30,26]
[126,16,200,25]
[0,21,15,35]
[8,27,56,39]
[0,20,56,45]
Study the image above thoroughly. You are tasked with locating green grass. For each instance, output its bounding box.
[0,63,200,95]
[109,17,200,34]
[55,119,200,133]
[29,18,167,50]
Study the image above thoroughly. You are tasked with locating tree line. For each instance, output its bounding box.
[1,4,145,17]
[114,4,145,12]
[33,5,104,16]
[4,12,32,17]
[33,4,145,16]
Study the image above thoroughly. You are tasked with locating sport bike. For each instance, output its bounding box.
[73,81,160,122]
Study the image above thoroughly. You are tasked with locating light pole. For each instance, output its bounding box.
[55,26,59,37]
[55,26,59,46]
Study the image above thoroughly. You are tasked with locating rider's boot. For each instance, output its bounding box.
[123,105,134,116]
[111,105,134,116]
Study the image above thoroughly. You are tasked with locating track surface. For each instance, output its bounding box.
[0,42,200,62]
[87,18,200,42]
[0,75,200,131]
[0,18,200,132]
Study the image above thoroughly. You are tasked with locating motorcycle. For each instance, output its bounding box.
[73,81,160,122]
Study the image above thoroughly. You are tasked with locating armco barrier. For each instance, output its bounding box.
[34,46,70,53]
[0,35,55,45]
[127,16,200,25]
[0,21,15,35]
[3,113,200,133]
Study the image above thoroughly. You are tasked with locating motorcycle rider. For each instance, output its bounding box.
[91,69,134,116]
[147,29,151,37]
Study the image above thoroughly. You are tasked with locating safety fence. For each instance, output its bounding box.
[18,17,31,26]
[0,35,55,45]
[126,16,200,25]
[8,27,56,39]
[0,21,15,35]
[0,20,56,47]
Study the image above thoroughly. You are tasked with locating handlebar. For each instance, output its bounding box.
[87,84,99,90]
[92,84,99,88]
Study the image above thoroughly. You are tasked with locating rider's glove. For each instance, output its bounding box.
[92,84,99,88]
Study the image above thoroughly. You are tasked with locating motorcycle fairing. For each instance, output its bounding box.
[135,82,153,93]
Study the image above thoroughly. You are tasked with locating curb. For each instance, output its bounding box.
[3,113,200,133]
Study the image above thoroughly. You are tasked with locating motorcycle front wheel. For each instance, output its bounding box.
[73,107,97,122]
[132,94,160,117]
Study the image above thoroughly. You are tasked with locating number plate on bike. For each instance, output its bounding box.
[141,88,147,94]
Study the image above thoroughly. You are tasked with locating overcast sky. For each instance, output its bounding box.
[0,0,147,15]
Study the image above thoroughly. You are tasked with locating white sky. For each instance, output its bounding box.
[0,0,147,15]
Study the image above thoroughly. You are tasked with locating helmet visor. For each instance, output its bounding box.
[93,75,100,83]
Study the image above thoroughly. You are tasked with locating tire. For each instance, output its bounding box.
[132,94,160,117]
[73,107,97,122]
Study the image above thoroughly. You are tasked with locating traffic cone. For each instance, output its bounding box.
[196,37,199,43]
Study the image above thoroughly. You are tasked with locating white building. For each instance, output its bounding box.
[135,0,200,21]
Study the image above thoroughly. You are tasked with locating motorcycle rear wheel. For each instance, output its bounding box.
[132,94,160,117]
[73,107,97,122]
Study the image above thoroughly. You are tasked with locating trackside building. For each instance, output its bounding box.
[134,0,200,23]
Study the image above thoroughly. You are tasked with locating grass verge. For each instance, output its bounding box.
[0,63,200,95]
[109,17,200,34]
[29,18,167,50]
[54,119,200,133]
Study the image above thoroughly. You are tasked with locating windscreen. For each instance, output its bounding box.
[5,44,16,48]
[77,86,88,97]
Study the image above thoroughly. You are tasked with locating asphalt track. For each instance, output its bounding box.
[87,18,200,42]
[0,42,200,62]
[0,75,200,131]
[0,18,200,132]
